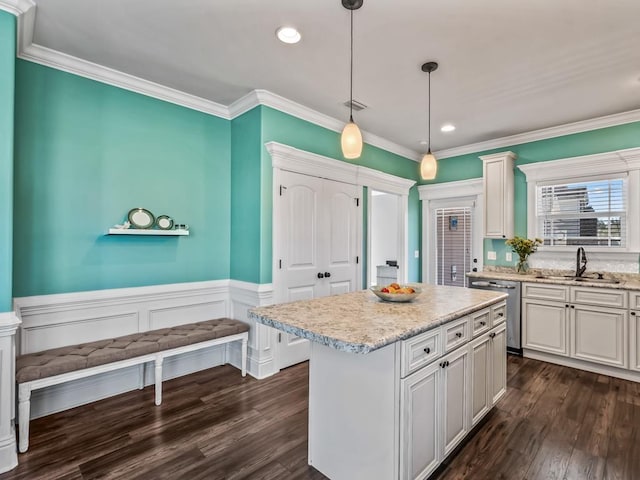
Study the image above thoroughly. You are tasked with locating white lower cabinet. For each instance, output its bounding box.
[441,346,470,458]
[400,361,440,480]
[470,323,507,428]
[522,298,569,356]
[630,311,640,371]
[571,305,627,368]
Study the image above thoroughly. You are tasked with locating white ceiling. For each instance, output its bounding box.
[28,0,640,153]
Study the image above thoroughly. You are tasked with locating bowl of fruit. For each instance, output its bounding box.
[370,283,421,303]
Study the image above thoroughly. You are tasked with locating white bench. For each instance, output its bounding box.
[15,318,249,453]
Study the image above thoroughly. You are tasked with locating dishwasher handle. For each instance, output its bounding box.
[471,281,516,289]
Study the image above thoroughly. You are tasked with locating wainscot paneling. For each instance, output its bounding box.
[13,280,274,419]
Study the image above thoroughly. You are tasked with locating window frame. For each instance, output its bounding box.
[518,148,640,255]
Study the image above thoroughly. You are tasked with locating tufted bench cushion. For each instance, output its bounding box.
[16,318,249,383]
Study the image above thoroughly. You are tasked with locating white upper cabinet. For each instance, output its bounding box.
[480,151,516,239]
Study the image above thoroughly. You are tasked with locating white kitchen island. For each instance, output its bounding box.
[249,284,507,480]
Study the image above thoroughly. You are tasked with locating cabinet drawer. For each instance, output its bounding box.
[442,317,470,353]
[491,301,507,326]
[401,329,441,378]
[522,283,569,301]
[470,308,491,337]
[570,287,627,309]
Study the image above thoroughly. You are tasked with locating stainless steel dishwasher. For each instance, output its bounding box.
[469,278,521,355]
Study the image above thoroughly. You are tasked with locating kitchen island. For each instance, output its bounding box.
[249,284,507,480]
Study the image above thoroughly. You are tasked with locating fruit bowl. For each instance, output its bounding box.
[370,285,421,303]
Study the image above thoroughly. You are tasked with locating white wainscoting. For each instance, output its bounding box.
[13,280,275,419]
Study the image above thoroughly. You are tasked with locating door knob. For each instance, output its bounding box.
[317,273,324,279]
[324,272,331,278]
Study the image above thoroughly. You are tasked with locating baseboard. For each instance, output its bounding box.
[523,349,640,383]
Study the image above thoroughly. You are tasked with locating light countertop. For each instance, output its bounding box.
[467,270,640,291]
[249,284,507,354]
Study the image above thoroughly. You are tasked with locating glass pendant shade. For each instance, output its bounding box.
[420,152,437,180]
[341,121,363,159]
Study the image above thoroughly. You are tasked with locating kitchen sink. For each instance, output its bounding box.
[534,275,620,284]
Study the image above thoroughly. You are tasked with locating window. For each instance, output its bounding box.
[435,207,472,287]
[536,177,627,247]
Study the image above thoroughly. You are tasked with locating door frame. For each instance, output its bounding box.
[418,179,484,285]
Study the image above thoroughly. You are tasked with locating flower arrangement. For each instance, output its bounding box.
[505,236,543,273]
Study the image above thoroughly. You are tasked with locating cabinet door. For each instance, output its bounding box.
[522,298,569,356]
[571,305,627,368]
[400,362,440,480]
[631,311,640,371]
[490,323,507,405]
[481,153,514,239]
[441,346,470,458]
[470,333,491,427]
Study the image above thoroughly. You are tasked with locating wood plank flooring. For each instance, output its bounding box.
[2,355,640,480]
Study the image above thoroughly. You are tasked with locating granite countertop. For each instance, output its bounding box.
[467,270,640,291]
[249,284,507,354]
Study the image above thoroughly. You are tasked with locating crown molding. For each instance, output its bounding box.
[435,109,640,160]
[517,147,640,182]
[418,178,483,201]
[0,0,34,16]
[19,44,230,118]
[231,89,421,162]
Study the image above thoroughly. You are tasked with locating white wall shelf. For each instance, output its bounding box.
[107,229,189,236]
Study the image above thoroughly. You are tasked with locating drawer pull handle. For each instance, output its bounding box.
[423,347,431,354]
[498,312,504,317]
[480,321,486,326]
[455,332,463,338]
[489,333,496,339]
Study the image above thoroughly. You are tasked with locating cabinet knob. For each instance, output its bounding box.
[317,272,324,279]
[324,272,331,278]
[446,361,450,367]
[480,321,486,326]
[565,304,569,308]
[632,311,636,316]
[455,332,463,338]
[440,361,446,368]
[489,332,496,339]
[498,312,504,317]
[571,305,575,309]
[423,347,431,354]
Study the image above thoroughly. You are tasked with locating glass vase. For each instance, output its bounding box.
[516,258,529,274]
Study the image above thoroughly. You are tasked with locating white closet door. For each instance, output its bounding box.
[276,170,359,369]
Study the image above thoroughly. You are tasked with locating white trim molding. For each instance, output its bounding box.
[266,141,416,196]
[518,147,640,261]
[0,0,33,16]
[436,110,640,160]
[418,179,484,284]
[0,311,20,474]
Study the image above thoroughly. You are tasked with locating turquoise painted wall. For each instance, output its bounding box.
[421,121,640,268]
[13,61,231,296]
[0,11,15,311]
[230,107,262,283]
[260,106,421,284]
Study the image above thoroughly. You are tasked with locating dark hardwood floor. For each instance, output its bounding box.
[2,355,639,479]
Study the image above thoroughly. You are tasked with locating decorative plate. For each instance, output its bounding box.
[370,285,421,303]
[127,208,155,229]
[156,215,174,230]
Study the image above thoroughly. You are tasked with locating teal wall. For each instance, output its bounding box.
[13,61,231,296]
[421,122,640,268]
[0,11,15,311]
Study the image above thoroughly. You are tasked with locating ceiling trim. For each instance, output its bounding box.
[230,89,422,162]
[435,109,640,160]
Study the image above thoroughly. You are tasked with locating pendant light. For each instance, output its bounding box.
[420,61,439,180]
[341,0,364,159]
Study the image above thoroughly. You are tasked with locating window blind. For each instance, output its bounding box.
[435,207,472,287]
[536,177,626,247]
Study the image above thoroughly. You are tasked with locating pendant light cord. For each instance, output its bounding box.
[349,9,354,122]
[427,71,431,154]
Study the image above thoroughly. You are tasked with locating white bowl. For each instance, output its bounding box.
[370,286,421,303]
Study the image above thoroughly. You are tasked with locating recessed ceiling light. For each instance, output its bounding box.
[419,140,428,146]
[276,26,301,44]
[441,124,456,133]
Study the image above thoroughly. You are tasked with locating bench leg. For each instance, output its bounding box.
[138,363,145,390]
[154,356,163,406]
[18,383,32,453]
[241,335,248,377]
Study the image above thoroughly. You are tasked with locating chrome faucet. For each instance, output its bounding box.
[575,247,587,277]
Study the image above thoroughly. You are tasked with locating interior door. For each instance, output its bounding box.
[434,206,473,287]
[276,170,359,369]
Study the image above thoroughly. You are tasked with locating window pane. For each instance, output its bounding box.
[537,178,626,247]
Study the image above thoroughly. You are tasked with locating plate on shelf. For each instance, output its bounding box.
[156,215,174,230]
[128,208,155,229]
[370,285,421,303]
